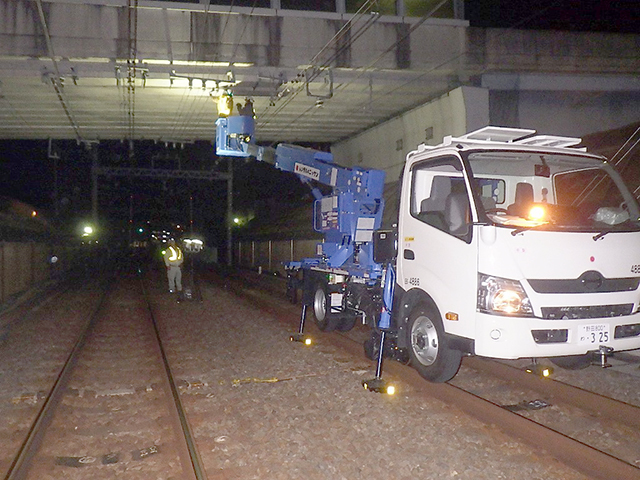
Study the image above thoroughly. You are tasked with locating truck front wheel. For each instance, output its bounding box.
[407,304,462,383]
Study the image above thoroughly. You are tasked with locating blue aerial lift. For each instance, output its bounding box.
[216,110,397,394]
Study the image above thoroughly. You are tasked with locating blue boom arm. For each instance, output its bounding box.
[216,115,386,278]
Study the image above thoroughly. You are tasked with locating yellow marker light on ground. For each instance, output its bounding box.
[525,363,554,378]
[304,338,312,346]
[386,385,396,395]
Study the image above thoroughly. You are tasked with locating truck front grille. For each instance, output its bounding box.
[529,274,639,294]
[541,304,633,320]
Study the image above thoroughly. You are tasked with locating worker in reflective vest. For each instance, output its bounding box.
[163,238,184,294]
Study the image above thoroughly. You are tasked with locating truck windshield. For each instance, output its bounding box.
[465,151,640,233]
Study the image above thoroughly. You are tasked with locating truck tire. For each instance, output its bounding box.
[363,334,378,360]
[336,314,357,332]
[550,354,592,370]
[312,282,339,332]
[407,303,462,383]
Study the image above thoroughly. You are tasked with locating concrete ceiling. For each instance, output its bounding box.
[0,56,461,146]
[0,1,638,146]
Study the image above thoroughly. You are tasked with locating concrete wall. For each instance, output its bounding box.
[489,90,640,138]
[0,240,84,305]
[331,86,489,179]
[235,239,318,275]
[0,0,466,67]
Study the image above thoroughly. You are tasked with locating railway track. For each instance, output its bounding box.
[1,275,204,480]
[3,265,639,479]
[217,267,640,480]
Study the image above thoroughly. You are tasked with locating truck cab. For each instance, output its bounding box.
[396,127,640,381]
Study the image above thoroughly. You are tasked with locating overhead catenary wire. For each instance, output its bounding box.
[165,0,228,143]
[257,0,380,129]
[34,0,83,143]
[152,0,378,141]
[260,0,450,143]
[159,0,585,149]
[611,126,640,168]
[126,0,139,145]
[339,1,566,121]
[262,0,568,145]
[162,0,443,144]
[168,0,264,143]
[569,125,640,205]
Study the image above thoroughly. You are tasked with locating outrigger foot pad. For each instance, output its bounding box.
[362,378,395,395]
[289,333,312,345]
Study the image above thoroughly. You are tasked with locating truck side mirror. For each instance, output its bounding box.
[373,229,397,264]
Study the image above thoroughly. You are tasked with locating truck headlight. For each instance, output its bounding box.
[477,274,533,316]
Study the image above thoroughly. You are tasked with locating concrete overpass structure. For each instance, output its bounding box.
[1,0,638,157]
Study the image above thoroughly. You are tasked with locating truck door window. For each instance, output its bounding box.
[475,178,505,208]
[411,157,471,239]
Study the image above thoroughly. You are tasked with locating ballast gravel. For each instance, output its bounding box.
[154,277,589,480]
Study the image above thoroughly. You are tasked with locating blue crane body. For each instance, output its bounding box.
[216,115,396,390]
[216,115,388,281]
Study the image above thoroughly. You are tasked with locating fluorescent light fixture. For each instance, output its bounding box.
[144,59,172,65]
[173,60,230,67]
[68,57,112,63]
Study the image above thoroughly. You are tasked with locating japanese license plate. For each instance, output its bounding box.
[578,324,610,344]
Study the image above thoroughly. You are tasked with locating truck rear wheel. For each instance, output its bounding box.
[407,303,461,383]
[312,282,339,332]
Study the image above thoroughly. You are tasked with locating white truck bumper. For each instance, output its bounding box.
[473,312,640,359]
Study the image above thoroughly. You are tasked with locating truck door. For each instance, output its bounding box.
[398,155,478,338]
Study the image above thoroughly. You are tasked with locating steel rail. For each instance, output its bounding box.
[338,336,640,480]
[139,278,208,480]
[4,282,111,480]
[219,270,640,480]
[463,356,640,430]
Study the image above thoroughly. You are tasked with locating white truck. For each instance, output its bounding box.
[388,126,640,382]
[218,118,640,384]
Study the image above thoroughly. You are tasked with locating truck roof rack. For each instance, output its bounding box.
[450,126,536,143]
[422,126,584,151]
[514,135,582,148]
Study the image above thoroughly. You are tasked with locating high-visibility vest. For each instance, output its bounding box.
[165,245,183,266]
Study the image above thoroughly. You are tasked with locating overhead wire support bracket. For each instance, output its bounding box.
[305,67,333,100]
[35,0,83,143]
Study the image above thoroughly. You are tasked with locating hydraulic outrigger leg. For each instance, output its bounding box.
[363,264,396,395]
[289,304,312,345]
[363,330,394,394]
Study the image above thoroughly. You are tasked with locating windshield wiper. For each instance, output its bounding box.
[593,230,610,241]
[510,225,540,236]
